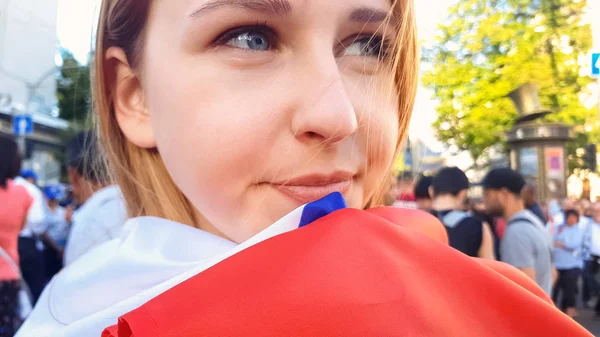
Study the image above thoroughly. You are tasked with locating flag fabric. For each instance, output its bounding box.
[17,193,591,337]
[103,201,590,336]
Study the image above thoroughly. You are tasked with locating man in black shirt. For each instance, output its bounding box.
[431,167,495,259]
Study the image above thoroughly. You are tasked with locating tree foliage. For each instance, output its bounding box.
[57,49,91,125]
[422,0,596,171]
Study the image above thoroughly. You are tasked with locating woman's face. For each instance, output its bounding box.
[114,0,400,242]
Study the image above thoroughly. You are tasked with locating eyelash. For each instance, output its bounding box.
[213,23,392,59]
[213,22,277,48]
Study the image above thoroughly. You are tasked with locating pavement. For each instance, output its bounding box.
[578,308,600,336]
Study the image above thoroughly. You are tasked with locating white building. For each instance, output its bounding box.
[0,0,58,112]
[0,0,67,185]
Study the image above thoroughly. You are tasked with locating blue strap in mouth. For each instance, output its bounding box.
[298,192,347,228]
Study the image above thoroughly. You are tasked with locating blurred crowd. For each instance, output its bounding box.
[388,166,600,318]
[0,133,127,335]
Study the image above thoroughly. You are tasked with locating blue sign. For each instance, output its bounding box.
[592,52,600,77]
[13,115,33,136]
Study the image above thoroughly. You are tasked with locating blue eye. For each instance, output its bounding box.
[225,31,271,51]
[344,36,386,57]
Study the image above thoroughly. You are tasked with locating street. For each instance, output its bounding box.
[578,309,600,335]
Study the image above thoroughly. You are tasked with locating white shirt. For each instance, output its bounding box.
[45,206,69,248]
[14,177,48,238]
[17,202,310,337]
[588,222,600,257]
[63,186,127,266]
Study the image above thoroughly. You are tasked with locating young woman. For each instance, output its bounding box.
[18,0,591,336]
[0,137,32,336]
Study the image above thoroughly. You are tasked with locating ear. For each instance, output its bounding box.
[457,189,468,202]
[428,186,435,199]
[104,47,156,148]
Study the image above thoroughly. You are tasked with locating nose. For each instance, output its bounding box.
[291,62,358,146]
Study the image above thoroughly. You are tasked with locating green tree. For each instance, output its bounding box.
[422,0,596,171]
[57,49,91,125]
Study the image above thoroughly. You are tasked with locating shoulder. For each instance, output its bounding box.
[102,208,591,337]
[5,182,33,208]
[503,222,533,244]
[366,207,448,245]
[463,215,484,227]
[475,259,552,304]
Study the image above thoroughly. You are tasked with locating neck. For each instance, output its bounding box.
[504,196,525,219]
[79,182,107,204]
[432,195,462,211]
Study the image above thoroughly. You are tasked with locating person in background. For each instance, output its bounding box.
[469,199,502,260]
[482,168,553,295]
[546,199,564,236]
[59,187,75,208]
[63,131,127,266]
[522,183,547,224]
[431,167,495,259]
[583,200,593,220]
[554,199,577,228]
[13,170,47,303]
[40,185,70,279]
[19,169,38,187]
[392,172,417,209]
[552,209,585,318]
[413,175,433,213]
[0,137,33,335]
[582,203,600,311]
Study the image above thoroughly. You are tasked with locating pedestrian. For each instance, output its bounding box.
[431,167,495,259]
[40,185,69,279]
[413,175,433,213]
[18,170,37,187]
[0,137,33,335]
[482,168,554,295]
[62,132,127,266]
[17,0,591,336]
[13,171,47,304]
[469,199,502,260]
[521,183,547,224]
[582,203,600,312]
[552,209,584,318]
[392,172,417,209]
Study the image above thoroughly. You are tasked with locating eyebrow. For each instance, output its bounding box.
[189,0,293,18]
[349,7,390,23]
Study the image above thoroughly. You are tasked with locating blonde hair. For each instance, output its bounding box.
[93,0,418,225]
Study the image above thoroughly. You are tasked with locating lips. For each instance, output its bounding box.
[271,172,354,204]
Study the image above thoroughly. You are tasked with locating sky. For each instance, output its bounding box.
[56,0,458,150]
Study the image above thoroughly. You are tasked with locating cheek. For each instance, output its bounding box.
[146,69,277,187]
[142,52,297,232]
[353,85,399,196]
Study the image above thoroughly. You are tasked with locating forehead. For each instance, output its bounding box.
[155,0,394,21]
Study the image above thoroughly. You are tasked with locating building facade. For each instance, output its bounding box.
[0,0,67,185]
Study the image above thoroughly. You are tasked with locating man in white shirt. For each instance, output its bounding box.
[582,203,600,309]
[14,171,48,303]
[63,132,127,266]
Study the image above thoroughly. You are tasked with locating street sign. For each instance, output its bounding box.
[592,52,600,77]
[13,114,33,136]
